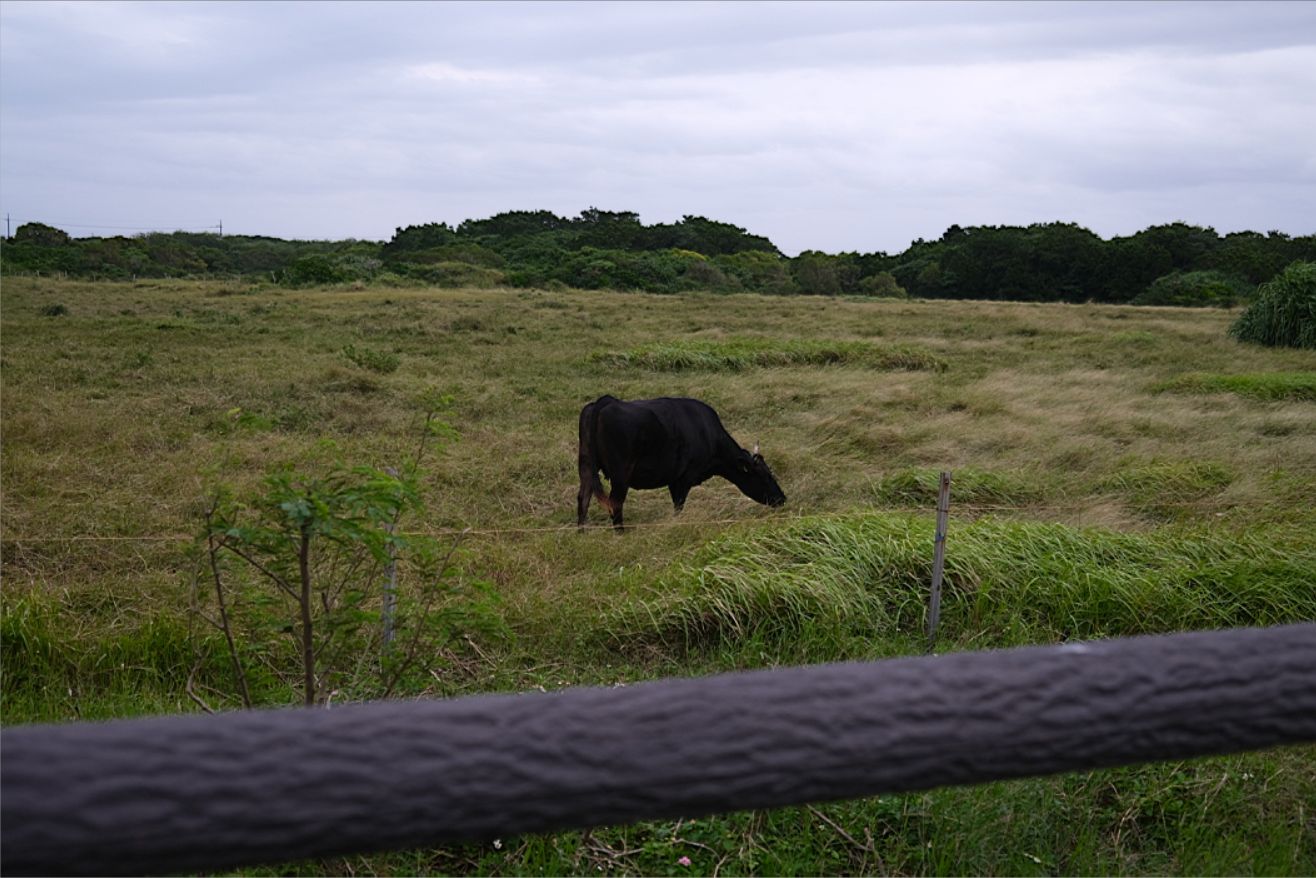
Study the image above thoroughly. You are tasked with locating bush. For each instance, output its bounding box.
[1229,261,1316,348]
[714,250,796,294]
[858,271,908,298]
[1132,270,1250,307]
[400,261,505,288]
[13,222,71,247]
[676,251,737,292]
[281,254,348,286]
[397,242,505,269]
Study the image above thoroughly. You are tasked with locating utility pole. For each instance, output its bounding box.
[218,220,223,237]
[5,214,10,239]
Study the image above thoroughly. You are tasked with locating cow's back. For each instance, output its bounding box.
[644,395,722,435]
[610,397,732,487]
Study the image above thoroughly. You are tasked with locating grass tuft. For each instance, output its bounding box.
[1155,371,1316,401]
[589,338,946,372]
[1097,460,1234,520]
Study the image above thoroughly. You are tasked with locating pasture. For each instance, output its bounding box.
[2,275,1315,875]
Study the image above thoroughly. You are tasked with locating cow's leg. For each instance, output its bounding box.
[578,458,614,529]
[577,462,596,529]
[598,443,634,533]
[608,482,629,532]
[669,483,690,514]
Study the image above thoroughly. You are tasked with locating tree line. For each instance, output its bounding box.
[4,209,1313,306]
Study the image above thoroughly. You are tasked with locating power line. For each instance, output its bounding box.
[39,223,220,232]
[2,217,222,234]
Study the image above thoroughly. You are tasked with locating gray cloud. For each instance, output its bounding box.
[2,0,1313,253]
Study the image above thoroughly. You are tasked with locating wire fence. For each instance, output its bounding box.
[0,494,1283,546]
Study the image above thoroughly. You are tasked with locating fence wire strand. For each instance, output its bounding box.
[0,495,1289,546]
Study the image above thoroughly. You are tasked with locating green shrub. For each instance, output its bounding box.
[1229,261,1316,348]
[198,404,501,708]
[281,254,348,286]
[14,222,72,246]
[677,251,737,291]
[1133,270,1249,308]
[714,250,797,294]
[858,271,909,299]
[401,261,505,288]
[399,242,505,269]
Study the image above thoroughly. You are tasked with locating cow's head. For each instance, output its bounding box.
[731,443,786,507]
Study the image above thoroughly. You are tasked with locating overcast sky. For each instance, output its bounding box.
[1,1,1313,255]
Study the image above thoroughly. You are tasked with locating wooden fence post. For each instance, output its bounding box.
[927,471,952,653]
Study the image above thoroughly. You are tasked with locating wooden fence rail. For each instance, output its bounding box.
[3,623,1315,876]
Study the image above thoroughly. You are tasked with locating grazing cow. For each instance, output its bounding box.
[577,395,786,531]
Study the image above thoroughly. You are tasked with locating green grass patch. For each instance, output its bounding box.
[0,592,251,721]
[1156,371,1316,401]
[589,338,946,372]
[604,514,1316,655]
[1098,459,1234,520]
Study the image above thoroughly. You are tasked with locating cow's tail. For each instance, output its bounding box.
[577,396,616,522]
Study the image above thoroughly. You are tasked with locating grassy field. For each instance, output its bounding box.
[2,275,1315,875]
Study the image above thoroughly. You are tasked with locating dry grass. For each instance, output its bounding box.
[4,279,1314,609]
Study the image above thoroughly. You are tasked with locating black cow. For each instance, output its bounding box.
[577,395,786,531]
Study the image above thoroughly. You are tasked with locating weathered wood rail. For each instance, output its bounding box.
[3,623,1314,876]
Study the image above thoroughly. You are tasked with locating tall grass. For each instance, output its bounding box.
[605,514,1316,654]
[0,591,248,721]
[1229,260,1316,349]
